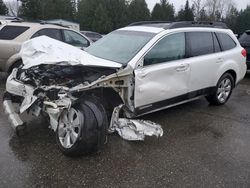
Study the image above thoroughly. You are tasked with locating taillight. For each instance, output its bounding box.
[242,48,247,57]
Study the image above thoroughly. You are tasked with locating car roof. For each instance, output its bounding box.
[129,21,228,29]
[121,21,229,34]
[3,21,68,30]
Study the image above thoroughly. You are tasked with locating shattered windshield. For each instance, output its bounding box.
[86,30,155,65]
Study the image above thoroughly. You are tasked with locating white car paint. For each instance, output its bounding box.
[20,36,122,69]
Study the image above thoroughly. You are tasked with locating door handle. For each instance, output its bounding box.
[176,64,189,72]
[216,58,224,63]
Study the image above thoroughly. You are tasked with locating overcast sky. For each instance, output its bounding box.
[146,0,250,11]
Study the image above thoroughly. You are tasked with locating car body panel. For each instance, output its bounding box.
[20,36,122,69]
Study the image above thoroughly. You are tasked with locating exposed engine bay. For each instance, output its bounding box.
[3,36,163,156]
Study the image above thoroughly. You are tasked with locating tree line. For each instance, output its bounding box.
[0,0,249,34]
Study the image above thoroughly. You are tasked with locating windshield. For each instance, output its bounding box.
[86,30,155,65]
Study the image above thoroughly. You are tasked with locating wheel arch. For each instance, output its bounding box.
[80,87,124,117]
[7,57,23,73]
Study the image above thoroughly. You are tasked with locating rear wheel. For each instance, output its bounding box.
[206,73,234,105]
[56,97,108,157]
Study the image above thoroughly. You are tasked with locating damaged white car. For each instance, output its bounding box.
[3,21,246,156]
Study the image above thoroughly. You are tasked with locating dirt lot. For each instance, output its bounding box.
[0,73,250,188]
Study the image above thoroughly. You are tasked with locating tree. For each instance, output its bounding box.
[223,5,238,32]
[151,0,175,21]
[103,0,128,29]
[0,0,8,15]
[234,6,250,34]
[177,0,194,21]
[20,0,76,20]
[91,4,112,34]
[127,0,150,23]
[204,0,235,21]
[192,0,205,20]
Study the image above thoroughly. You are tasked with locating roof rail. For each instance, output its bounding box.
[167,21,228,29]
[39,21,69,28]
[128,21,228,29]
[129,21,171,26]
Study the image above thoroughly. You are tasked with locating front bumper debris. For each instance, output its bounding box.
[3,99,25,130]
[109,105,163,141]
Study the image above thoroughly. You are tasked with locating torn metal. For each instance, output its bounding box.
[4,36,163,144]
[109,105,163,141]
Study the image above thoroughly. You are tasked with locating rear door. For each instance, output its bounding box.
[186,31,223,92]
[134,32,190,108]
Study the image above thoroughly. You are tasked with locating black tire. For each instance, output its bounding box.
[206,73,234,105]
[56,96,108,157]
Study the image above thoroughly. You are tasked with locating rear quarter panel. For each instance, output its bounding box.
[214,46,246,86]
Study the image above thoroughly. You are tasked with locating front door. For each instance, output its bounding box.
[134,32,190,109]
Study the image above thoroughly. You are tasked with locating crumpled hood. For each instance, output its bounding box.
[20,36,122,69]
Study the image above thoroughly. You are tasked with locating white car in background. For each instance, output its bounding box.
[3,21,247,156]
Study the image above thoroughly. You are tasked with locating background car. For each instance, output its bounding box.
[239,30,250,69]
[81,31,102,42]
[0,21,92,73]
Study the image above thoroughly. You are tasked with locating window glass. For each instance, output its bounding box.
[0,26,29,40]
[213,33,221,53]
[216,33,236,51]
[86,30,155,65]
[144,32,185,66]
[86,32,102,39]
[63,30,89,47]
[31,28,62,41]
[187,32,213,57]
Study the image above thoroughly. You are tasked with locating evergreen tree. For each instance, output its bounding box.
[77,0,99,30]
[177,0,194,21]
[104,0,128,29]
[91,4,112,34]
[0,0,8,15]
[224,6,238,33]
[234,6,250,34]
[127,0,150,23]
[20,0,75,20]
[151,0,175,21]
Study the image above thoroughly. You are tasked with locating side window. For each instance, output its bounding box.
[216,33,236,51]
[0,26,29,40]
[31,28,63,41]
[144,32,185,66]
[213,33,221,53]
[187,32,214,57]
[63,30,89,47]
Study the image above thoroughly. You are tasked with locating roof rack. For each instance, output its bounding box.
[167,21,228,29]
[129,21,171,26]
[39,21,69,28]
[128,21,228,29]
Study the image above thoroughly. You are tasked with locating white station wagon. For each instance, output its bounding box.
[4,21,247,156]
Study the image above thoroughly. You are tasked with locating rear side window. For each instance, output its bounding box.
[187,32,214,57]
[216,33,236,51]
[0,26,29,40]
[31,28,63,41]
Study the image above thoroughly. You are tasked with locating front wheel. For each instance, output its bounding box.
[206,73,234,105]
[56,97,108,157]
